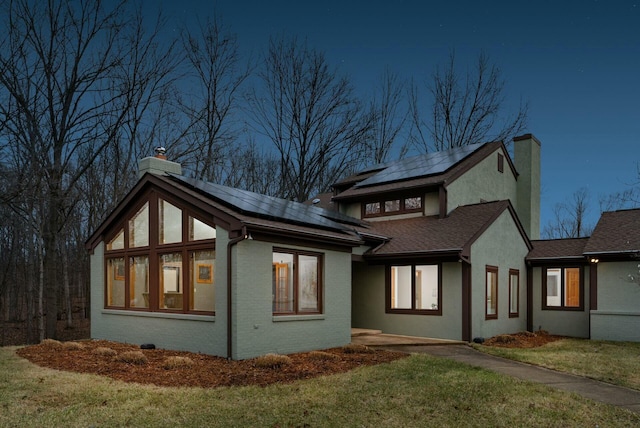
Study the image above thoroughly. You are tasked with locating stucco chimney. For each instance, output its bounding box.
[513,134,541,239]
[138,147,182,178]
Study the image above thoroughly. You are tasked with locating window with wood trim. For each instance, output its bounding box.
[272,249,323,315]
[386,264,441,315]
[542,267,583,310]
[363,195,423,218]
[104,192,216,315]
[486,266,498,319]
[497,153,504,173]
[509,269,519,317]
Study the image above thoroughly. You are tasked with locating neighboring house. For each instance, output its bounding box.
[87,135,640,359]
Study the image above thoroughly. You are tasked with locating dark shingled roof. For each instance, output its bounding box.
[584,208,640,255]
[527,238,589,261]
[365,200,526,258]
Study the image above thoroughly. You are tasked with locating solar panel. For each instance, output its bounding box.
[355,143,485,188]
[169,175,364,232]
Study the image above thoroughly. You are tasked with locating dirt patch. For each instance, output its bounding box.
[482,331,564,348]
[15,340,407,388]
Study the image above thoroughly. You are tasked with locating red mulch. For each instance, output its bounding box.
[482,330,564,348]
[15,340,407,388]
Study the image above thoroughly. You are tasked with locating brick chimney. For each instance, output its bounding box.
[138,147,182,179]
[513,134,541,239]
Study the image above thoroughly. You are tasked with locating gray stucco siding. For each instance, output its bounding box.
[591,261,640,341]
[469,210,529,340]
[232,239,352,360]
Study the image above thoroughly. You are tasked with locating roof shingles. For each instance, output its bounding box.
[584,208,640,255]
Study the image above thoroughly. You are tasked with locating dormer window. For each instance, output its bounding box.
[363,195,423,218]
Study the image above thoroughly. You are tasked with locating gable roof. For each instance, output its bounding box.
[364,200,531,261]
[527,238,589,263]
[332,141,517,201]
[583,208,640,257]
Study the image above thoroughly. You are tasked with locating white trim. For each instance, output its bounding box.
[272,314,325,322]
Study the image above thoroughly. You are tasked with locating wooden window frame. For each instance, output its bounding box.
[542,266,584,311]
[385,263,442,315]
[272,247,324,316]
[485,265,498,320]
[508,269,519,318]
[362,195,424,219]
[103,190,216,315]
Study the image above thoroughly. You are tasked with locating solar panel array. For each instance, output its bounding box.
[170,175,364,232]
[355,143,485,188]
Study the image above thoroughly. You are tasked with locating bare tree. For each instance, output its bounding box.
[542,188,594,239]
[365,68,409,164]
[0,0,178,338]
[246,36,373,202]
[410,51,528,152]
[179,15,251,183]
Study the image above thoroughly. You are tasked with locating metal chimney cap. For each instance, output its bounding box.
[154,146,167,156]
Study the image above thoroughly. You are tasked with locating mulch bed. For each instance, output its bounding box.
[482,330,564,348]
[16,340,408,388]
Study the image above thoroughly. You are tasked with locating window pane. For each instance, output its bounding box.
[130,256,149,308]
[107,258,125,307]
[510,272,519,314]
[298,255,319,312]
[365,202,381,215]
[273,252,294,313]
[564,268,580,307]
[190,250,215,311]
[189,217,216,241]
[129,202,149,248]
[415,265,438,310]
[486,269,497,316]
[404,197,422,210]
[546,268,561,307]
[385,199,400,212]
[391,266,412,309]
[159,199,182,244]
[107,229,124,251]
[160,253,183,310]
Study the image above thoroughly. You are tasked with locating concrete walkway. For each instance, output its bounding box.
[383,344,640,415]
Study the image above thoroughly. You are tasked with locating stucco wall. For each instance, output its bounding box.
[531,266,590,338]
[469,210,529,340]
[591,261,640,341]
[351,262,463,340]
[231,240,352,360]
[90,229,228,356]
[446,147,517,214]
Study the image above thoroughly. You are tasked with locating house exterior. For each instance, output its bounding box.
[87,134,640,359]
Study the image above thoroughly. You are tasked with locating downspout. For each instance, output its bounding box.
[226,226,247,360]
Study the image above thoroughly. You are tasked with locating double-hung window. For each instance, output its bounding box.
[387,264,441,315]
[542,267,583,310]
[486,266,498,320]
[509,269,519,317]
[272,249,323,315]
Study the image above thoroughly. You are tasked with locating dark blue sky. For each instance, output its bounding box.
[162,0,640,231]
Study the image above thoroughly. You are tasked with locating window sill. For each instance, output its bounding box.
[386,309,442,316]
[542,306,584,312]
[272,314,325,322]
[102,309,215,322]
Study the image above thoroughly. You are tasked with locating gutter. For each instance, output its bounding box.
[226,226,248,360]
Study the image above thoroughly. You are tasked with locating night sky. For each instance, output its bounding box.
[161,0,640,230]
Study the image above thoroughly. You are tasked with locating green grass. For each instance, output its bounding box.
[476,338,640,391]
[1,347,638,427]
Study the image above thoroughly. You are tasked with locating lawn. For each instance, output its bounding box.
[476,338,640,391]
[1,346,639,427]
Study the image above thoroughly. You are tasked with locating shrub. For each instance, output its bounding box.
[40,339,63,349]
[494,334,517,344]
[62,341,84,350]
[162,356,195,369]
[342,344,374,354]
[253,353,292,369]
[116,351,148,365]
[92,347,117,357]
[308,351,341,361]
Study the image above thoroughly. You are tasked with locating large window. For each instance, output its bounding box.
[363,195,423,218]
[272,249,322,315]
[105,194,217,314]
[543,267,583,310]
[486,266,498,320]
[387,264,441,315]
[509,269,519,318]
